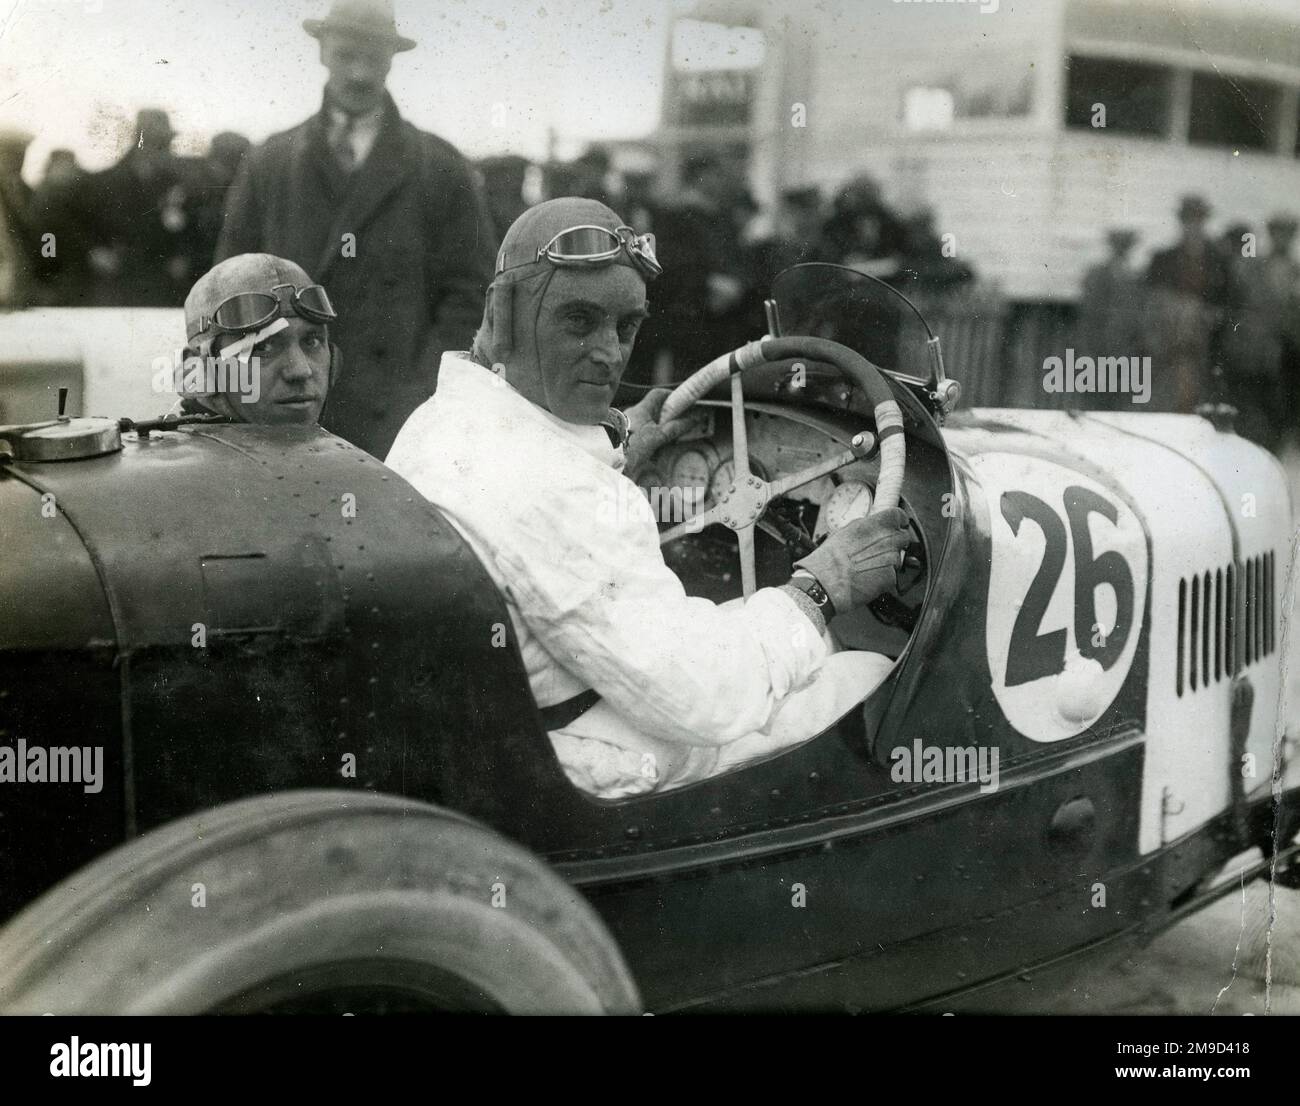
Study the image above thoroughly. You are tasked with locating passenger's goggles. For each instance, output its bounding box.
[498,225,661,281]
[192,283,338,341]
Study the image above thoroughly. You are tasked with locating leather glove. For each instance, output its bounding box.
[622,390,704,482]
[622,387,671,438]
[793,507,912,612]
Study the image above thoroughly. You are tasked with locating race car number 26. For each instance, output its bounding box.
[975,453,1148,742]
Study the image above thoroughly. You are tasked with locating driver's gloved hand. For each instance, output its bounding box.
[622,393,704,483]
[622,388,671,438]
[793,507,911,612]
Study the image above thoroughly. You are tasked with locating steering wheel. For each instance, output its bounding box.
[654,337,908,599]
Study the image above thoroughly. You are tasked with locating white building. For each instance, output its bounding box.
[658,0,1300,300]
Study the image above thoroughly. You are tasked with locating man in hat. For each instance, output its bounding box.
[1222,214,1300,450]
[1148,195,1232,303]
[477,154,531,240]
[1077,228,1146,410]
[31,149,94,305]
[627,153,750,384]
[85,108,199,307]
[0,126,37,308]
[1146,194,1232,411]
[217,0,496,459]
[386,198,910,799]
[166,253,337,426]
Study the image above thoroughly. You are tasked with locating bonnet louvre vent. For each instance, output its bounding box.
[1176,552,1274,697]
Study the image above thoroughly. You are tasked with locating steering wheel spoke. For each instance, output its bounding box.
[651,336,907,605]
[660,500,726,545]
[737,523,757,598]
[767,447,861,500]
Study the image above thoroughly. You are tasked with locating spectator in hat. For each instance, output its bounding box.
[477,154,531,240]
[30,149,94,305]
[568,146,613,206]
[217,0,496,459]
[741,188,815,297]
[1078,228,1147,409]
[618,170,658,237]
[1148,195,1230,304]
[895,207,974,291]
[1146,194,1232,411]
[822,174,907,279]
[628,153,748,383]
[85,108,200,307]
[1223,214,1300,450]
[0,126,38,308]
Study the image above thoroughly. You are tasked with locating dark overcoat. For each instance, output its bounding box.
[86,153,200,307]
[216,95,497,457]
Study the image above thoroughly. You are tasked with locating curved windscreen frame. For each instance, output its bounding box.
[769,262,943,392]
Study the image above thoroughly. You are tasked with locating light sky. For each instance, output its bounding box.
[3,0,1298,181]
[0,0,678,177]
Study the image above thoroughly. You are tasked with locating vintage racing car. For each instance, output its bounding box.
[0,263,1296,1013]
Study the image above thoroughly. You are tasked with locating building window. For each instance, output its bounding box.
[903,87,955,131]
[1065,56,1174,137]
[1188,72,1282,152]
[900,60,1033,131]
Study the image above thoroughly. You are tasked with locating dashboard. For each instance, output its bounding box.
[637,403,882,536]
[643,399,935,656]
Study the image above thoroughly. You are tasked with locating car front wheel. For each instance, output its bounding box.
[0,790,640,1015]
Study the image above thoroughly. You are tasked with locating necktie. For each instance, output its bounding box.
[330,115,356,174]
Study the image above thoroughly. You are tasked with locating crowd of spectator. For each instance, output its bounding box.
[3,109,974,392]
[1079,194,1300,451]
[486,150,976,385]
[0,0,1295,461]
[0,112,253,311]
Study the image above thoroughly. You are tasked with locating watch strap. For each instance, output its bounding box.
[789,570,837,621]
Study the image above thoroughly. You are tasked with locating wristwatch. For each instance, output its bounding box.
[602,407,631,450]
[788,570,837,621]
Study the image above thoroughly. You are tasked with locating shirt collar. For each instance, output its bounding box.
[328,104,383,132]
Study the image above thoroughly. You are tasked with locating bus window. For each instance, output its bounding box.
[1065,56,1174,138]
[1188,72,1283,153]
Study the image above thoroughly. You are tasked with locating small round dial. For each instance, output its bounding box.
[670,444,718,494]
[821,480,874,534]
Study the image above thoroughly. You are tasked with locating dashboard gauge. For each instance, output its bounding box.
[815,480,875,538]
[670,444,719,492]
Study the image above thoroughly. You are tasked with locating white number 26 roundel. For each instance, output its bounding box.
[973,453,1148,742]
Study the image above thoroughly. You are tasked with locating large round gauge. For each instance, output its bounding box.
[670,444,719,493]
[815,480,875,537]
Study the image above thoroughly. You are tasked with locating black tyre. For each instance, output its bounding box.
[0,790,640,1014]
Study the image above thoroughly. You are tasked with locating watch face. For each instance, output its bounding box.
[606,408,630,447]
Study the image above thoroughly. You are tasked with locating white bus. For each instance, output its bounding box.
[662,0,1300,301]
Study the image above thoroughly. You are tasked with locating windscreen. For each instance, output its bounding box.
[770,263,936,383]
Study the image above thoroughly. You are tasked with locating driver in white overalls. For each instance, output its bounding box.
[387,198,910,798]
